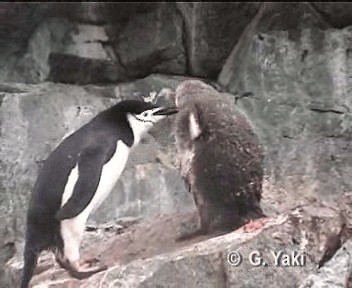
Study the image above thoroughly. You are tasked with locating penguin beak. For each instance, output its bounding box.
[153,106,178,116]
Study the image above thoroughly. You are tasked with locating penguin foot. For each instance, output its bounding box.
[241,218,268,233]
[69,264,108,280]
[80,257,100,268]
[56,256,107,279]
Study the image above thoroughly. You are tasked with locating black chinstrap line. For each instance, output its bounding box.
[131,114,155,124]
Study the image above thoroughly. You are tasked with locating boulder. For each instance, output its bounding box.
[0,3,49,45]
[176,2,261,79]
[3,2,261,83]
[0,3,50,83]
[46,3,158,25]
[5,4,186,85]
[218,2,352,210]
[0,3,160,84]
[6,17,126,84]
[311,3,352,28]
[110,3,186,80]
[300,240,352,288]
[3,3,352,85]
[219,2,330,88]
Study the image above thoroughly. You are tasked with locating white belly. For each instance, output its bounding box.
[61,140,130,222]
[59,141,129,261]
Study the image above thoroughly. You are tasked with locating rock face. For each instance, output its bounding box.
[2,3,352,84]
[219,3,352,211]
[1,3,185,84]
[300,240,352,288]
[176,2,261,78]
[5,5,185,84]
[311,2,352,28]
[2,2,352,287]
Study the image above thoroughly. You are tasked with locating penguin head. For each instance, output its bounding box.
[175,80,218,107]
[122,100,178,145]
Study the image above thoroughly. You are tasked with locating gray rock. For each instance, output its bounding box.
[47,3,187,84]
[0,3,50,84]
[46,3,158,25]
[311,3,352,28]
[112,3,186,79]
[3,3,352,85]
[8,18,126,84]
[3,4,186,85]
[0,3,50,47]
[89,163,194,225]
[219,2,330,89]
[218,3,352,210]
[176,2,261,78]
[299,240,352,288]
[6,202,347,287]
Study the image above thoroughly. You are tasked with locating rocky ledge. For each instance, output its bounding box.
[5,200,352,287]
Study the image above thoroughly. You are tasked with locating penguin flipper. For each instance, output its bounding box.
[56,146,110,221]
[189,112,202,140]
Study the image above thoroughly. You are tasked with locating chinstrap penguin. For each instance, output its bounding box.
[174,80,265,240]
[21,100,178,288]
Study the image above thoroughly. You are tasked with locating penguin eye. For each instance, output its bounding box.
[141,112,148,118]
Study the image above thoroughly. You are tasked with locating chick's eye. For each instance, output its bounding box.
[142,112,148,117]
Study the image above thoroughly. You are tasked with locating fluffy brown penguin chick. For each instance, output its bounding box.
[174,80,266,240]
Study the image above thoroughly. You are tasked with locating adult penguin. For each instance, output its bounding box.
[21,100,178,288]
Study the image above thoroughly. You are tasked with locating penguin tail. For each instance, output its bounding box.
[20,246,39,288]
[21,223,53,288]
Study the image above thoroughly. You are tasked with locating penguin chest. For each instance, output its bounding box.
[60,140,130,220]
[85,140,130,215]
